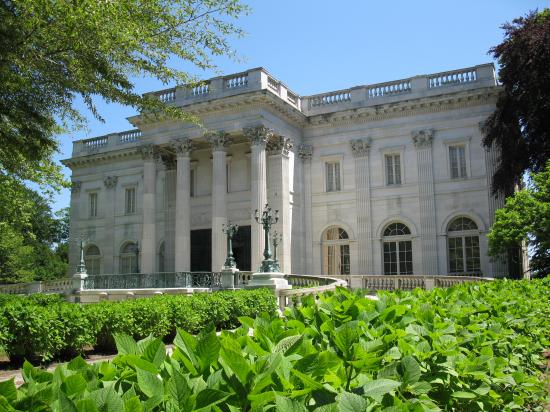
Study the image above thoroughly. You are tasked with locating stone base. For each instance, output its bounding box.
[221,267,239,289]
[246,272,291,291]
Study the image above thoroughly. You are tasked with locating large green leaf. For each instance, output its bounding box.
[332,321,359,355]
[114,334,138,356]
[275,395,308,412]
[0,379,17,403]
[336,391,368,412]
[193,389,231,411]
[362,379,401,401]
[136,369,163,399]
[87,386,124,412]
[123,396,143,412]
[196,329,221,373]
[220,347,252,386]
[62,374,87,397]
[143,338,167,369]
[401,356,421,385]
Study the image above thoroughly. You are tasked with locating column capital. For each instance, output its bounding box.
[71,180,82,193]
[350,138,371,157]
[139,144,160,161]
[103,176,118,189]
[411,129,435,149]
[161,154,177,170]
[267,136,293,156]
[297,144,313,161]
[172,138,194,157]
[206,130,231,152]
[244,125,274,147]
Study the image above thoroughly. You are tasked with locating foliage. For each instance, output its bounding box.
[488,161,550,276]
[482,9,550,194]
[0,0,248,189]
[1,279,549,411]
[0,289,277,363]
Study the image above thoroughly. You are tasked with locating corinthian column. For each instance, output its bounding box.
[412,130,438,275]
[207,131,231,271]
[103,176,118,274]
[68,181,82,275]
[173,138,193,272]
[351,138,373,274]
[245,125,272,271]
[298,145,313,274]
[139,144,159,274]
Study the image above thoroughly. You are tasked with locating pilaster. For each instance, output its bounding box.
[103,175,118,273]
[173,138,193,272]
[139,144,159,274]
[298,144,313,274]
[207,131,231,271]
[412,129,438,275]
[350,138,373,274]
[244,125,272,271]
[68,181,82,275]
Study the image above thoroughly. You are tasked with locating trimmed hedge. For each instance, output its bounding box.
[0,289,277,363]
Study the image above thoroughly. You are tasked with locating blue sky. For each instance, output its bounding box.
[50,0,550,211]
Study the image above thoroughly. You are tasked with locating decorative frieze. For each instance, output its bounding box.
[206,131,231,151]
[350,138,371,157]
[70,181,82,193]
[139,144,159,160]
[103,176,118,189]
[297,144,313,160]
[267,136,293,156]
[172,138,194,157]
[244,125,274,147]
[412,129,435,149]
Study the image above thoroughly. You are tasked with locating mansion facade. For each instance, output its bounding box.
[63,63,508,278]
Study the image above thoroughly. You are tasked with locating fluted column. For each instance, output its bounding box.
[68,181,82,274]
[245,125,272,272]
[139,145,158,274]
[351,139,373,274]
[207,131,231,271]
[298,145,313,274]
[173,138,193,272]
[412,130,438,275]
[267,136,293,273]
[103,176,118,274]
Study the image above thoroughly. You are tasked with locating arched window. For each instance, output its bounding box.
[447,217,480,274]
[85,245,101,276]
[322,226,350,275]
[382,223,412,275]
[158,242,165,272]
[120,242,138,274]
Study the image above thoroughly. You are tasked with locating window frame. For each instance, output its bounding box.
[88,192,98,218]
[322,226,351,275]
[444,138,471,180]
[382,222,413,275]
[84,244,101,276]
[125,186,136,215]
[446,216,481,275]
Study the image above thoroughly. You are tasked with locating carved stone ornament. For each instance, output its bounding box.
[350,138,371,157]
[139,144,159,160]
[161,154,176,170]
[243,125,274,147]
[267,136,293,156]
[205,131,231,151]
[411,129,435,149]
[70,181,82,193]
[172,138,194,157]
[297,144,313,160]
[103,176,118,189]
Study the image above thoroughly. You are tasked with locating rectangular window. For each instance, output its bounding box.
[190,169,195,197]
[385,154,402,185]
[448,237,464,272]
[325,162,341,192]
[449,145,467,179]
[125,188,136,214]
[89,193,98,217]
[464,236,481,272]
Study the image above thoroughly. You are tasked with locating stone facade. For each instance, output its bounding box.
[63,63,507,277]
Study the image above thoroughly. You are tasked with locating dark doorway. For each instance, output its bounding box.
[191,229,211,271]
[232,225,251,271]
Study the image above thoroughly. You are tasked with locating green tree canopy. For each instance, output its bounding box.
[482,9,550,194]
[0,0,248,190]
[488,161,550,277]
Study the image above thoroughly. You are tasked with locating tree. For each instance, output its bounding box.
[0,0,248,191]
[482,9,550,195]
[488,161,550,277]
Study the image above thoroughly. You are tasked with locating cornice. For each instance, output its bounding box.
[61,147,141,169]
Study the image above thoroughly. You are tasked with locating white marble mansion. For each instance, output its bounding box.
[63,63,509,278]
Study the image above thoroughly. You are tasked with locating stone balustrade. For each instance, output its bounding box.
[0,278,72,295]
[332,274,489,291]
[72,129,143,156]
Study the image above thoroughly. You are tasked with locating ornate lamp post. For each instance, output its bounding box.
[254,204,279,273]
[222,221,239,269]
[134,241,140,273]
[272,230,282,271]
[75,236,88,274]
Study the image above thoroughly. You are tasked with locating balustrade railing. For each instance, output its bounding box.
[428,68,477,88]
[367,79,411,99]
[155,88,176,103]
[225,73,248,89]
[83,272,223,289]
[82,136,108,148]
[119,130,141,144]
[191,82,210,96]
[309,89,352,108]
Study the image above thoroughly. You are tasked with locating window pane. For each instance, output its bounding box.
[448,237,464,272]
[399,241,413,274]
[340,244,350,275]
[335,163,341,191]
[383,242,397,275]
[326,163,333,192]
[385,155,394,185]
[458,147,467,178]
[449,147,459,178]
[465,236,481,272]
[89,193,98,217]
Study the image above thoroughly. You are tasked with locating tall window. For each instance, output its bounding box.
[383,223,413,275]
[190,168,195,197]
[325,162,341,192]
[125,187,136,214]
[449,145,467,178]
[85,245,101,276]
[120,242,138,274]
[447,217,480,274]
[322,226,350,275]
[385,154,402,185]
[89,193,98,217]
